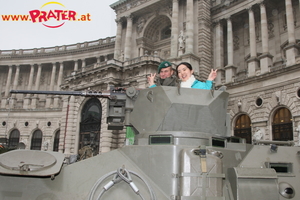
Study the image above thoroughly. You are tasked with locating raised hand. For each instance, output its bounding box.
[147,73,156,86]
[207,69,217,81]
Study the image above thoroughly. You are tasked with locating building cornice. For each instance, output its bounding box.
[0,37,116,60]
[225,63,300,96]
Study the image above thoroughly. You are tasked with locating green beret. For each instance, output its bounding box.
[158,61,172,73]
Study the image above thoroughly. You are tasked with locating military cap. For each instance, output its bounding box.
[158,61,172,73]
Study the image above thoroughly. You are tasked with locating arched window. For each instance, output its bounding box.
[53,131,60,152]
[272,107,293,141]
[234,114,252,143]
[161,26,171,40]
[144,15,172,42]
[8,129,20,149]
[31,130,43,150]
[79,98,102,156]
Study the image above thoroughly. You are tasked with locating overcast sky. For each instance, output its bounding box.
[0,0,118,50]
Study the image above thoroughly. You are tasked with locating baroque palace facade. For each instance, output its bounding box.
[0,0,300,157]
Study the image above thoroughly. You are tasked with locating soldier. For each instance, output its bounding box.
[147,61,178,88]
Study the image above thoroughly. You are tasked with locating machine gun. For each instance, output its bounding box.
[10,89,122,99]
[10,87,138,130]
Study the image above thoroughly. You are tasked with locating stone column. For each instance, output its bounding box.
[185,0,194,54]
[96,57,100,68]
[64,96,75,154]
[214,20,224,85]
[259,2,273,74]
[170,0,179,58]
[247,7,259,77]
[27,65,34,91]
[81,59,86,72]
[12,65,20,91]
[124,15,133,60]
[225,17,236,83]
[31,64,42,109]
[73,60,78,72]
[50,63,57,91]
[114,19,123,60]
[9,65,20,106]
[59,96,68,153]
[286,0,296,44]
[285,0,297,66]
[3,65,13,96]
[56,62,64,91]
[23,64,34,109]
[35,64,42,90]
[100,98,112,153]
[54,62,63,108]
[46,63,56,108]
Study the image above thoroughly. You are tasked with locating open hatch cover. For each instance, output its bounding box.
[0,150,65,177]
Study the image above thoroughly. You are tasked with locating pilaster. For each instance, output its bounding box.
[31,64,42,109]
[100,98,112,153]
[285,0,296,66]
[259,2,273,74]
[46,63,57,108]
[258,53,273,74]
[23,64,35,109]
[124,15,133,60]
[185,0,194,54]
[54,62,63,108]
[64,96,75,154]
[214,20,224,85]
[225,65,237,83]
[247,57,259,77]
[170,0,179,58]
[247,7,259,77]
[114,18,123,60]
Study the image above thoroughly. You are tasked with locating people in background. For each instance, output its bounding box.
[147,61,178,88]
[176,62,217,89]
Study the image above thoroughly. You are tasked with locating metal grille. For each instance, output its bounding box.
[31,130,42,150]
[234,114,252,144]
[8,129,20,149]
[53,131,60,152]
[79,98,102,156]
[272,107,293,141]
[272,123,293,141]
[234,128,252,144]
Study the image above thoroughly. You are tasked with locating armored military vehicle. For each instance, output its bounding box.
[0,86,298,200]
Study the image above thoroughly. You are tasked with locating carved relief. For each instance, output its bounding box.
[253,127,264,141]
[268,20,274,38]
[118,0,152,13]
[178,30,186,55]
[274,90,282,105]
[164,50,170,58]
[137,17,146,33]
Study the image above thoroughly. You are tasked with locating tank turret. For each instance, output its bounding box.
[130,86,230,136]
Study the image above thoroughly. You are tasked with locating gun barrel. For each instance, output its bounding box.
[10,90,82,96]
[10,90,112,98]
